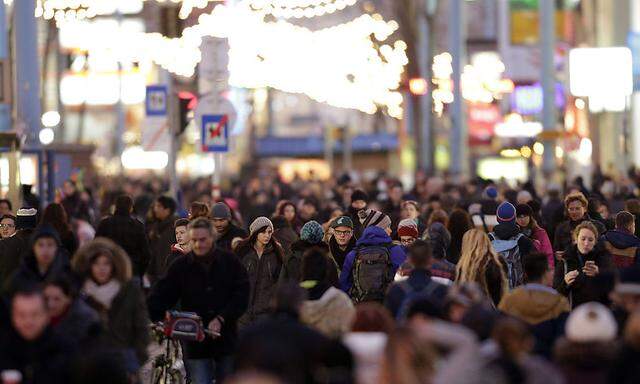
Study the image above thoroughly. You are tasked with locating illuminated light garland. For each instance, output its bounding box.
[245,0,358,19]
[57,3,407,117]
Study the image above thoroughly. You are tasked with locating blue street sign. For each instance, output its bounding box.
[201,114,229,152]
[146,85,168,116]
[628,32,640,92]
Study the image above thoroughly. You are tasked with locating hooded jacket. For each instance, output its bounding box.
[339,226,407,294]
[280,241,339,288]
[300,286,355,338]
[601,229,640,268]
[499,284,570,357]
[492,222,534,257]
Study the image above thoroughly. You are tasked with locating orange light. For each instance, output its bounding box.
[409,78,428,96]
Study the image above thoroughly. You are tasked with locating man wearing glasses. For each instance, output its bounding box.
[328,216,356,269]
[0,214,16,238]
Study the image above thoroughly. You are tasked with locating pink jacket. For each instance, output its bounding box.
[532,226,554,268]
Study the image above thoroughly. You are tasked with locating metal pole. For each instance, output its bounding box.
[115,10,125,164]
[165,74,179,200]
[417,3,434,174]
[631,0,640,168]
[540,0,557,176]
[449,0,468,178]
[0,0,10,132]
[14,0,43,200]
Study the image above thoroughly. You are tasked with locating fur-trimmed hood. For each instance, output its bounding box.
[72,237,132,283]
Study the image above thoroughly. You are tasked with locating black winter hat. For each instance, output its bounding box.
[30,224,61,246]
[516,203,533,217]
[351,189,369,203]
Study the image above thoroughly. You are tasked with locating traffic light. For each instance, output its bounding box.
[178,92,196,135]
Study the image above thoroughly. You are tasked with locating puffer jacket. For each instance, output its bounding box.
[236,243,284,327]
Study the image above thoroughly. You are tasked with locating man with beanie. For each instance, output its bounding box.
[5,225,70,295]
[96,195,151,279]
[489,201,534,288]
[280,221,338,287]
[0,208,38,284]
[212,202,247,253]
[328,216,356,269]
[348,189,369,238]
[340,215,407,302]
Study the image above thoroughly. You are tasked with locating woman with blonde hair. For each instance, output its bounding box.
[455,229,509,307]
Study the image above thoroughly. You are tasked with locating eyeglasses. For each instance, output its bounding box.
[0,224,15,229]
[334,229,352,236]
[400,238,416,245]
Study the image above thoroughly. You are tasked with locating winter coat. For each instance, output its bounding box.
[273,226,298,256]
[429,258,456,283]
[0,229,34,284]
[236,243,283,327]
[165,243,188,271]
[328,235,356,270]
[542,197,564,237]
[148,247,249,359]
[83,280,150,365]
[95,213,151,278]
[215,223,248,253]
[146,216,176,282]
[554,339,617,384]
[553,215,606,252]
[51,298,101,349]
[384,268,448,318]
[498,284,569,358]
[0,327,73,384]
[525,226,555,268]
[235,311,333,384]
[5,251,71,295]
[601,229,640,268]
[610,344,640,384]
[280,241,338,287]
[300,286,355,338]
[427,222,451,260]
[552,244,614,308]
[492,222,534,258]
[55,230,78,256]
[339,226,407,294]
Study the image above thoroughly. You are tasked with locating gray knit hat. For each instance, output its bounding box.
[249,216,273,235]
[211,202,232,220]
[300,220,324,244]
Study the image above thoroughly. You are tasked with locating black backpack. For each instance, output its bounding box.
[350,244,394,303]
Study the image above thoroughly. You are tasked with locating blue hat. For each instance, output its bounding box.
[496,202,516,223]
[484,186,498,200]
[300,220,324,244]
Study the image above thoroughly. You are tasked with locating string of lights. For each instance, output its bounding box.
[244,0,358,19]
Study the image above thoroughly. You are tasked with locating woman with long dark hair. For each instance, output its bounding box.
[41,202,78,255]
[274,200,302,234]
[446,209,473,264]
[235,217,285,327]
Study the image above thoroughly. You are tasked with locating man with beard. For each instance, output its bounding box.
[212,203,247,253]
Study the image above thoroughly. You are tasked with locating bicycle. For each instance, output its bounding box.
[149,311,220,384]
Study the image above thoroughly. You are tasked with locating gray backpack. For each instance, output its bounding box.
[489,233,524,289]
[350,245,394,303]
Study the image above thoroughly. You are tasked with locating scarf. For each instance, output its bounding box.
[83,279,121,310]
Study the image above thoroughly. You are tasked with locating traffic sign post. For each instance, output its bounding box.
[143,85,172,153]
[146,85,168,116]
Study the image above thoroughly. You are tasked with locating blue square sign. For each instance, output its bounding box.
[146,85,168,116]
[202,114,229,152]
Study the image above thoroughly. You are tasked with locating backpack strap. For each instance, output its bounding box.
[488,232,496,242]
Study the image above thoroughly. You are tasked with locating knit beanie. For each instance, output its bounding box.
[211,202,232,220]
[483,186,498,200]
[249,217,273,236]
[351,189,369,203]
[16,208,37,230]
[300,220,324,244]
[360,209,392,229]
[565,302,617,343]
[496,202,516,223]
[397,218,418,238]
[515,203,532,217]
[30,224,61,246]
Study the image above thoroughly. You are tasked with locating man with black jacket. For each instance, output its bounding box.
[327,216,356,269]
[148,218,250,384]
[96,195,151,279]
[211,202,247,252]
[146,196,177,283]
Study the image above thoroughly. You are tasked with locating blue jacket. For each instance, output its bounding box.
[339,226,407,293]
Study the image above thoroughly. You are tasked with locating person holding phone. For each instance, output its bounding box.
[553,221,614,308]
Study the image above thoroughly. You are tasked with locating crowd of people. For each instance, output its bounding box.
[1,170,640,383]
